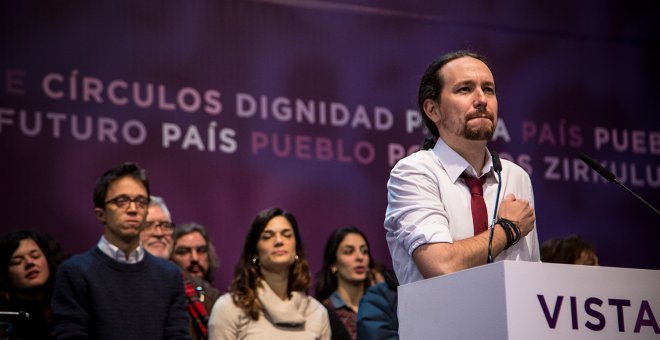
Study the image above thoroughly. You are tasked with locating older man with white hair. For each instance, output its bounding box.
[140,195,174,259]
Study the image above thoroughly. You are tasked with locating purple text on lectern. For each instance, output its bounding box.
[536,295,659,334]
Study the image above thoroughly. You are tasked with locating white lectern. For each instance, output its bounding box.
[398,261,659,340]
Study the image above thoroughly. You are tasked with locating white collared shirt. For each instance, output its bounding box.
[384,137,540,285]
[97,236,145,264]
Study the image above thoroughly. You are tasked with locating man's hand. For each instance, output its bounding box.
[497,193,535,237]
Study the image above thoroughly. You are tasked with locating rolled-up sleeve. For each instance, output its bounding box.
[385,152,455,283]
[386,153,453,253]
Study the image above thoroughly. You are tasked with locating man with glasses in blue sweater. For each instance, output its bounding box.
[52,162,190,340]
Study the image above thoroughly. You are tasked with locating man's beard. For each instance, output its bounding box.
[440,115,496,141]
[440,109,497,141]
[187,263,207,277]
[463,125,495,140]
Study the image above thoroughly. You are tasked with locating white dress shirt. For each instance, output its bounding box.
[384,137,540,285]
[97,236,145,264]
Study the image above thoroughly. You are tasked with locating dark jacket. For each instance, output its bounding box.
[356,271,399,340]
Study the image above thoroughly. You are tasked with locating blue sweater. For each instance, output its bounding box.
[52,247,191,340]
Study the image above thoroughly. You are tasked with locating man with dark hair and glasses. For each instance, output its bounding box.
[52,162,191,339]
[141,195,175,259]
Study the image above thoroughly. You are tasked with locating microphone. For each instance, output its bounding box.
[492,150,502,173]
[578,153,659,216]
[0,311,29,318]
[578,153,616,182]
[487,150,503,264]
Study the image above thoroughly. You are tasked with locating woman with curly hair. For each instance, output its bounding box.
[315,226,373,340]
[0,229,67,339]
[209,208,330,340]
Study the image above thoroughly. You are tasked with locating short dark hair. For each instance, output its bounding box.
[540,235,597,264]
[93,162,150,208]
[418,50,490,149]
[171,223,219,283]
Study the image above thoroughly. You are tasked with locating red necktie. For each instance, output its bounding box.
[462,173,488,236]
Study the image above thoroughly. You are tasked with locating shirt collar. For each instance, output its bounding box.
[432,136,494,183]
[97,236,145,264]
[329,290,347,309]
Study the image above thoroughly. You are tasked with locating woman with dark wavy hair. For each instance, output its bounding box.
[209,207,330,340]
[0,229,67,339]
[315,226,373,340]
[540,235,599,266]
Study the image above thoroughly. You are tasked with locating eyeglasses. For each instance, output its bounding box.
[143,221,174,234]
[105,195,150,210]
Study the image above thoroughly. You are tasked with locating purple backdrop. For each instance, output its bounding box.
[2,1,659,291]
